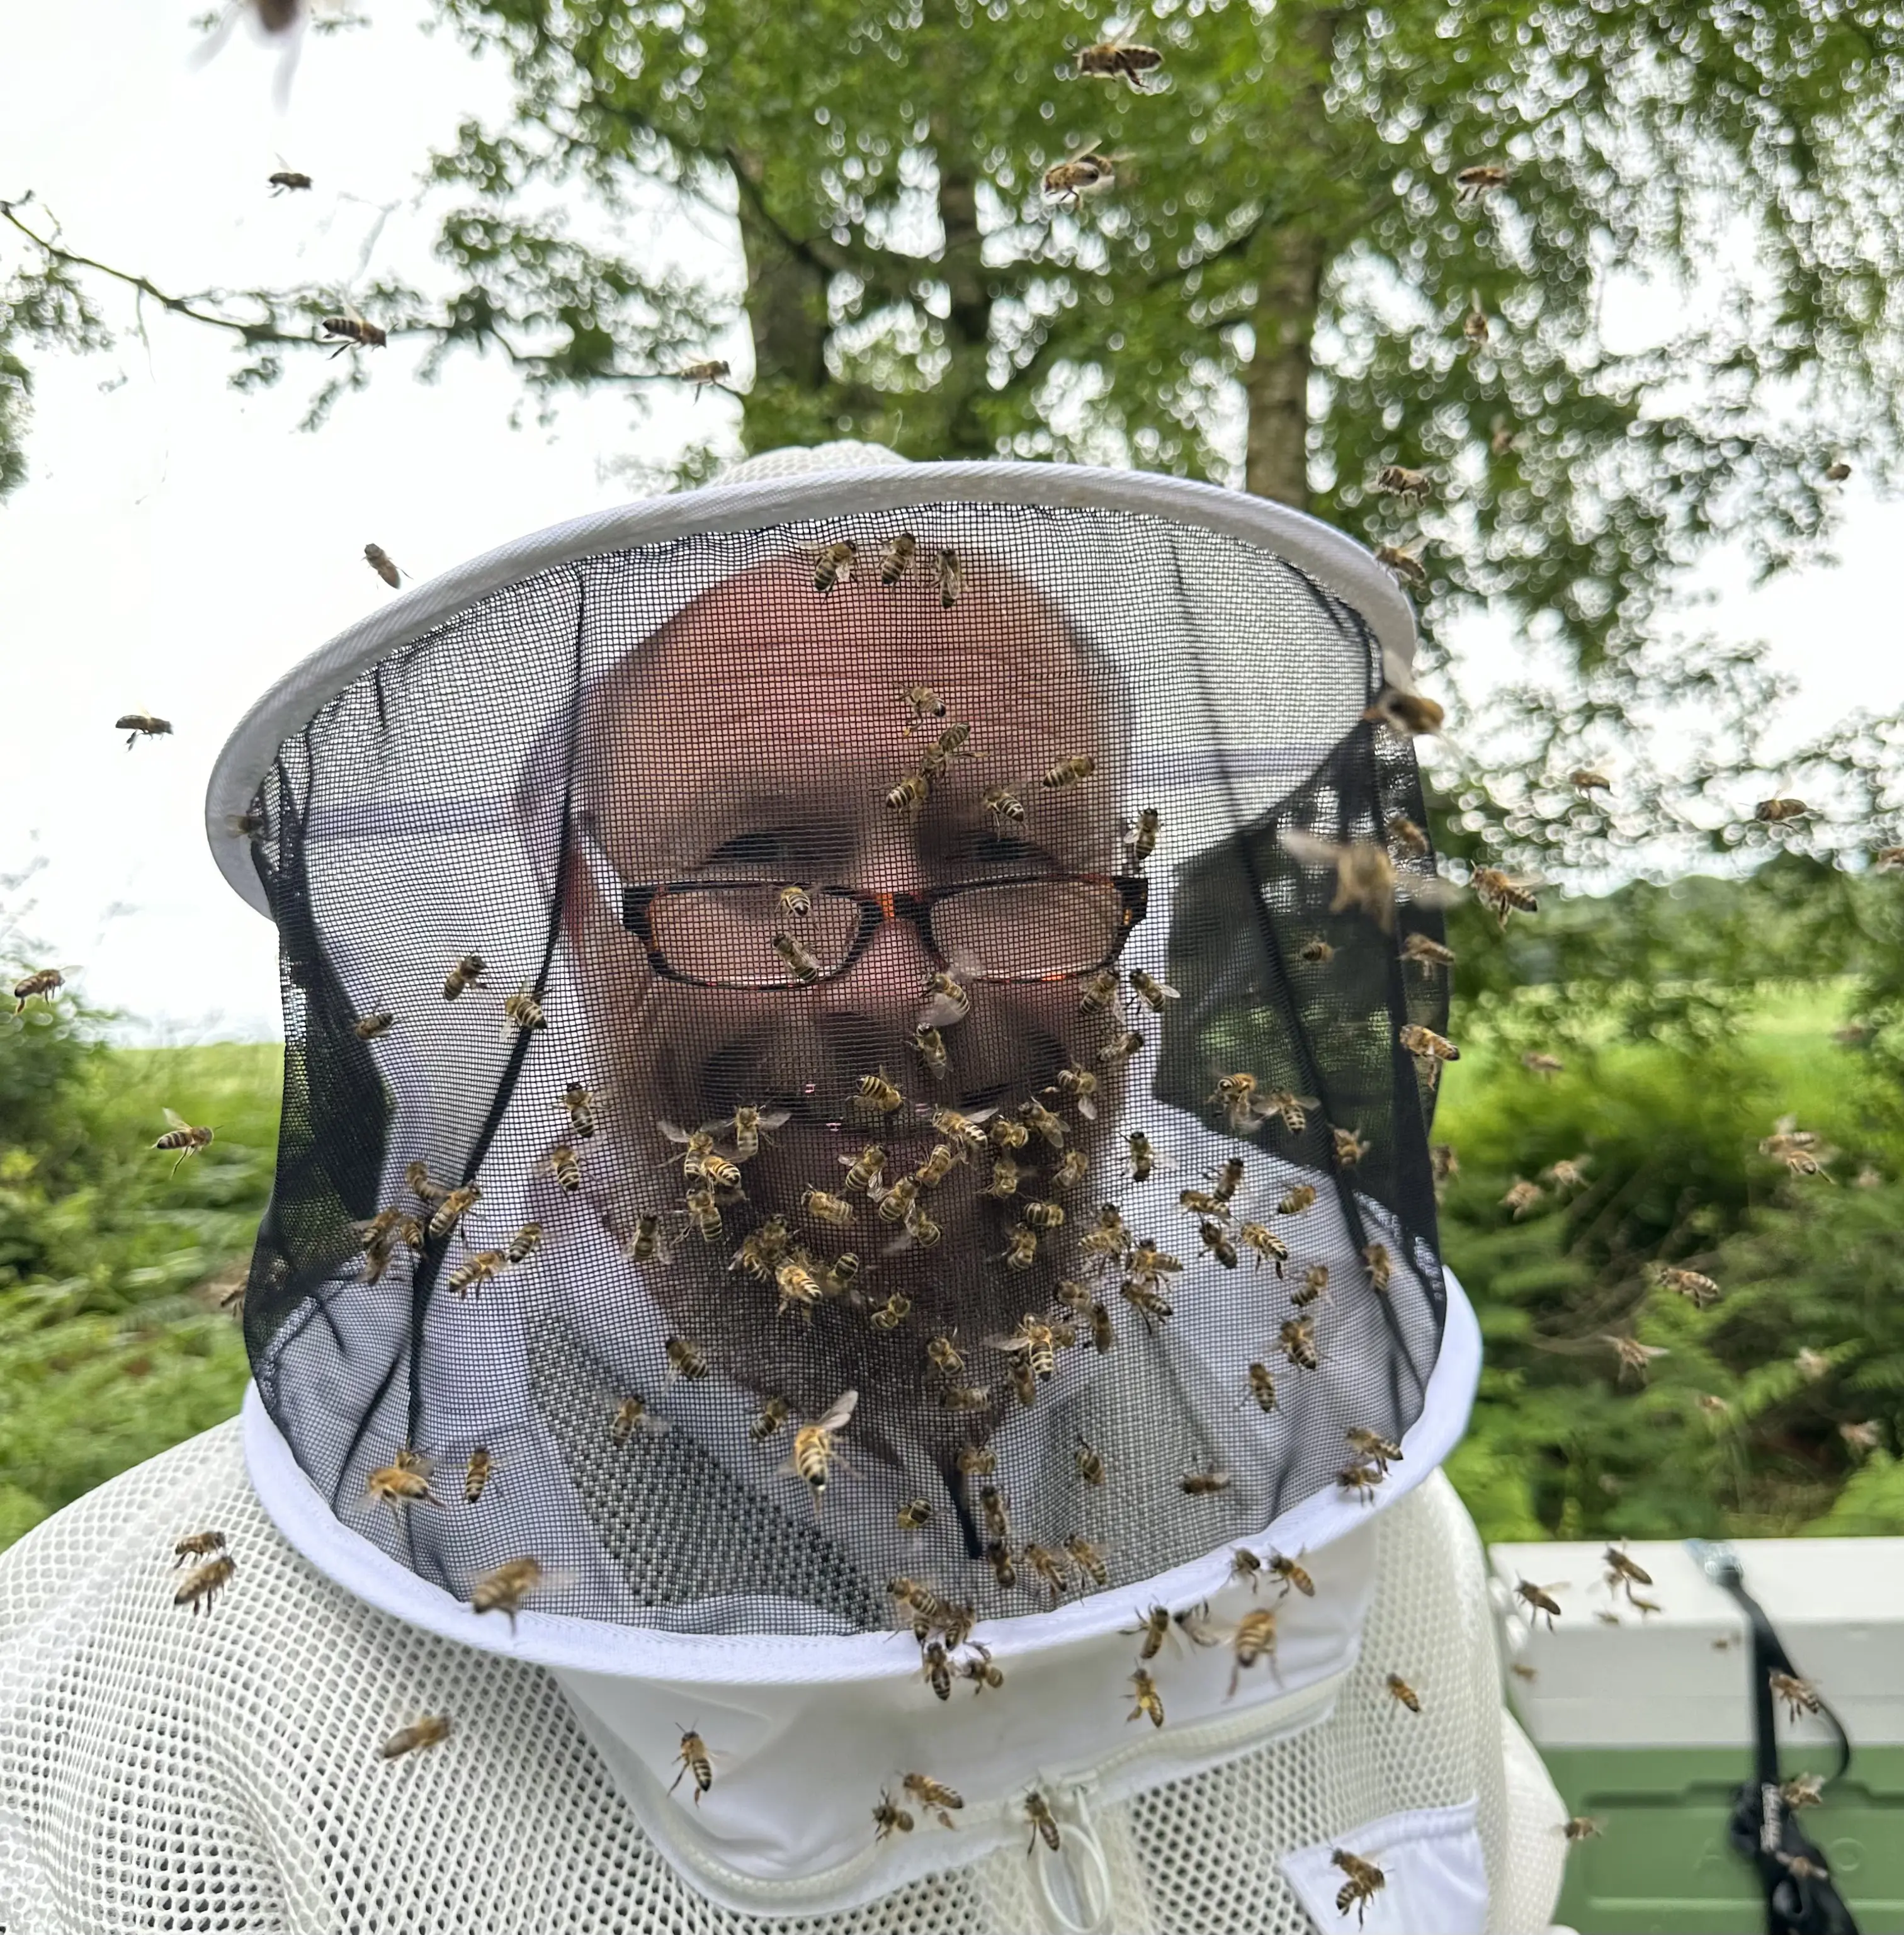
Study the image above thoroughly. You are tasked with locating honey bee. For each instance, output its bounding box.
[880,536,918,588]
[900,684,947,729]
[1089,1302,1116,1353]
[1374,544,1428,590]
[1023,1543,1071,1605]
[1471,865,1540,929]
[749,1395,791,1444]
[1755,797,1809,824]
[1128,969,1178,1013]
[920,1641,955,1701]
[1118,1279,1172,1331]
[1338,1460,1384,1502]
[910,1024,949,1081]
[174,1552,237,1614]
[1373,465,1432,502]
[956,1444,997,1483]
[379,1714,451,1760]
[787,1389,858,1514]
[1363,686,1446,740]
[1400,932,1456,970]
[446,1249,507,1298]
[676,358,730,392]
[538,1143,582,1196]
[1399,1023,1459,1065]
[1385,1672,1422,1713]
[1040,753,1097,790]
[267,167,313,193]
[1876,846,1904,870]
[1224,1608,1279,1696]
[925,1104,994,1152]
[800,1186,856,1229]
[1327,1129,1368,1174]
[1455,162,1510,200]
[1332,1848,1387,1927]
[902,1771,965,1829]
[671,1728,713,1805]
[144,1103,217,1182]
[1361,1243,1392,1292]
[1651,1264,1721,1309]
[1122,806,1162,870]
[771,931,825,984]
[1125,1667,1165,1728]
[774,885,813,928]
[1600,1543,1653,1597]
[321,311,388,356]
[664,1337,710,1383]
[1042,148,1118,206]
[1076,970,1121,1019]
[625,1214,671,1265]
[1298,935,1335,965]
[1064,1534,1109,1587]
[1278,828,1415,931]
[1462,290,1490,345]
[443,954,489,1001]
[880,771,930,823]
[365,1448,445,1519]
[1257,1553,1307,1602]
[1510,1661,1538,1682]
[1074,1434,1106,1486]
[932,547,964,608]
[1278,1184,1318,1217]
[1387,815,1429,856]
[1515,1578,1565,1630]
[1022,1788,1063,1855]
[1780,1773,1825,1812]
[1769,1670,1823,1723]
[1601,1334,1669,1383]
[978,1484,1012,1546]
[1097,1028,1145,1067]
[611,1395,670,1444]
[1245,1363,1279,1413]
[11,967,64,1011]
[875,1176,921,1228]
[173,1529,227,1563]
[870,1291,912,1331]
[814,540,858,594]
[989,1113,1031,1150]
[1122,1130,1159,1183]
[464,1448,492,1504]
[1280,1316,1320,1371]
[1209,1071,1264,1132]
[873,1791,915,1839]
[353,1009,395,1040]
[982,784,1026,829]
[364,543,402,588]
[1075,39,1164,88]
[426,1184,480,1242]
[1040,1148,1085,1192]
[1199,1220,1239,1269]
[894,1498,932,1533]
[1125,1604,1175,1661]
[941,1380,992,1414]
[1181,1462,1231,1497]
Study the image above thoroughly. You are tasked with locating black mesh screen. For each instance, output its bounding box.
[238,501,1449,1637]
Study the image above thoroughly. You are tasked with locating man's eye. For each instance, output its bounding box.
[701,826,848,871]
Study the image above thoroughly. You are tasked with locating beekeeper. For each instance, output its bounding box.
[0,443,1569,1935]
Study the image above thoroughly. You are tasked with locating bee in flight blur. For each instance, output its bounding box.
[321,305,387,358]
[1278,827,1459,932]
[1456,162,1510,200]
[153,1108,214,1176]
[116,711,173,749]
[12,968,63,1013]
[785,1390,858,1516]
[1043,142,1120,207]
[364,543,401,588]
[267,167,312,195]
[677,360,730,396]
[1373,465,1432,502]
[470,1557,553,1632]
[1075,40,1164,89]
[380,1715,451,1760]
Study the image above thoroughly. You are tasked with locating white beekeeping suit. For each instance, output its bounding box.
[0,444,1568,1934]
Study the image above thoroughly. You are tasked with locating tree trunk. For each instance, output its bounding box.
[1243,227,1327,509]
[934,149,994,460]
[732,152,833,453]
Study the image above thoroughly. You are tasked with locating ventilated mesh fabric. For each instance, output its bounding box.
[0,1421,1564,1934]
[234,501,1450,1635]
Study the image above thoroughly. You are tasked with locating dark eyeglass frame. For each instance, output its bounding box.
[615,873,1150,990]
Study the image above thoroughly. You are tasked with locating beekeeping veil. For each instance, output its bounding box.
[207,445,1480,1915]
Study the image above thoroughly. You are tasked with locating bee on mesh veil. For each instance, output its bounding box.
[198,438,1480,1917]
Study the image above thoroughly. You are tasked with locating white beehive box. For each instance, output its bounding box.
[1488,1538,1904,1749]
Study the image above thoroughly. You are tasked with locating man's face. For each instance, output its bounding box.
[564,548,1132,1444]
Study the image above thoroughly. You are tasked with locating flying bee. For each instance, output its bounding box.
[1373,464,1432,502]
[364,543,402,588]
[1245,1363,1279,1413]
[983,784,1026,828]
[1223,1608,1280,1697]
[1455,162,1510,200]
[611,1395,670,1445]
[773,932,825,983]
[1024,1790,1062,1854]
[1602,1543,1653,1597]
[671,1728,713,1805]
[1331,1126,1370,1170]
[1770,1671,1822,1723]
[1041,753,1096,790]
[902,1771,965,1829]
[1399,1023,1459,1066]
[1299,936,1335,965]
[1124,1604,1176,1661]
[1042,147,1118,206]
[11,967,64,1011]
[664,1337,710,1382]
[1280,1317,1320,1371]
[785,1389,858,1515]
[446,1249,507,1298]
[1179,1188,1228,1218]
[870,1291,912,1331]
[443,954,489,1001]
[989,1314,1061,1382]
[778,884,812,924]
[1098,1028,1145,1067]
[1400,931,1456,970]
[1337,1459,1384,1503]
[1126,1667,1165,1728]
[366,1453,444,1521]
[173,1530,227,1563]
[1332,1849,1386,1927]
[1462,290,1490,345]
[153,1108,215,1176]
[1755,797,1809,824]
[1600,1333,1669,1383]
[749,1395,791,1444]
[858,1070,905,1116]
[921,968,971,1028]
[1279,1184,1318,1217]
[1181,1463,1232,1496]
[724,1103,789,1160]
[427,1184,481,1241]
[1119,1279,1173,1331]
[1128,969,1178,1013]
[1471,865,1539,929]
[1361,1243,1393,1292]
[1209,1071,1262,1130]
[1383,1671,1422,1714]
[115,710,174,751]
[896,1498,932,1532]
[1651,1264,1721,1309]
[1075,39,1164,88]
[320,310,387,356]
[1386,815,1431,858]
[1125,805,1162,868]
[1051,1064,1100,1120]
[1515,1579,1565,1630]
[873,1792,915,1839]
[1023,1543,1070,1605]
[267,167,312,193]
[1781,1774,1825,1812]
[932,547,964,608]
[1237,1223,1289,1274]
[353,1009,395,1040]
[1363,686,1446,740]
[464,1448,492,1504]
[1279,827,1444,934]
[911,1024,949,1081]
[800,1186,856,1229]
[174,1552,237,1614]
[813,540,858,594]
[1199,1220,1239,1269]
[677,358,730,393]
[378,1713,451,1760]
[1374,543,1428,590]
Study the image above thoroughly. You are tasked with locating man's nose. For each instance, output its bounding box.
[820,895,935,1015]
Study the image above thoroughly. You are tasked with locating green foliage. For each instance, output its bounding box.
[0,989,277,1552]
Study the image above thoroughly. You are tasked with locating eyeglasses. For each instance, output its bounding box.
[607,871,1149,992]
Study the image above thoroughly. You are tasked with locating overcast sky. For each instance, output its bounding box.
[4,2,1903,1045]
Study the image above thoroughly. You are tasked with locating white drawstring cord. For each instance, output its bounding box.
[1031,1783,1115,1935]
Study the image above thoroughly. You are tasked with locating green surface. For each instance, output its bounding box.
[1538,1742,1904,1934]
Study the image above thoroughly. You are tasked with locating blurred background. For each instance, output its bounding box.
[7,0,1904,1599]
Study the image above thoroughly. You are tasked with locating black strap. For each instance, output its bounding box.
[1692,1543,1859,1935]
